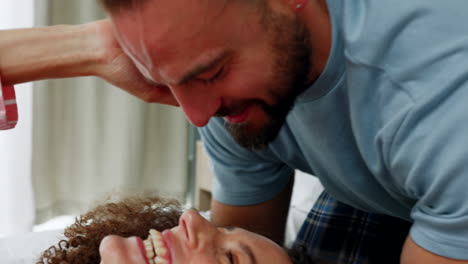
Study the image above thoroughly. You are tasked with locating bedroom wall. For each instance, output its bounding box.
[0,0,35,237]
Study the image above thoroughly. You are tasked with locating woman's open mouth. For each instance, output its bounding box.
[142,229,171,264]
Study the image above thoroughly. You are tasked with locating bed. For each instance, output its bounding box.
[0,229,66,264]
[0,170,323,263]
[1,139,323,263]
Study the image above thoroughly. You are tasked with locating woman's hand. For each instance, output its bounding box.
[91,20,178,106]
[0,20,178,107]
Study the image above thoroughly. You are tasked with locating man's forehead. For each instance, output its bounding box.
[122,0,208,32]
[112,0,233,82]
[114,0,228,55]
[127,0,226,26]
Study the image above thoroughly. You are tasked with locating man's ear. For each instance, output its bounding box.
[288,0,308,11]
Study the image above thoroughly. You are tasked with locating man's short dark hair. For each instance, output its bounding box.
[98,0,146,13]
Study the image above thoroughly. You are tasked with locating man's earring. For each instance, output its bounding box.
[292,0,307,11]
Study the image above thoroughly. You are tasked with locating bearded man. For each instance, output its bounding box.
[2,0,468,263]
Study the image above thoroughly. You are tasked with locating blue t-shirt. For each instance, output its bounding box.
[199,0,468,259]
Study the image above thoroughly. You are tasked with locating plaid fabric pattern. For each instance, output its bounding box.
[293,191,411,264]
[0,76,18,130]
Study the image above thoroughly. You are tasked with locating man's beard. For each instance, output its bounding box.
[225,10,312,150]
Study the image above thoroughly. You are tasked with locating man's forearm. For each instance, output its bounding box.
[0,21,107,86]
[211,175,294,244]
[400,236,468,264]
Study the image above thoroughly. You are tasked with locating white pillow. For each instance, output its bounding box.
[284,170,324,247]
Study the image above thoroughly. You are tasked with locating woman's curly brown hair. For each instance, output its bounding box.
[36,196,183,264]
[36,194,328,264]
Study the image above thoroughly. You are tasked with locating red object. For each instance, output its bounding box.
[0,75,18,130]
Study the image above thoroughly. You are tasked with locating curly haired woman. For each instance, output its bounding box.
[37,195,326,264]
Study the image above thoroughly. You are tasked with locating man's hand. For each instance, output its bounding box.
[401,236,468,264]
[92,20,178,106]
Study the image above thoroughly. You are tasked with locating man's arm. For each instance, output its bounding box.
[401,236,468,264]
[210,173,294,244]
[0,20,176,105]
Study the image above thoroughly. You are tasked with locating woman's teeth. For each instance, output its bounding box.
[143,229,169,264]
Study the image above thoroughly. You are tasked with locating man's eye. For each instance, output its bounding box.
[210,66,225,81]
[199,66,225,84]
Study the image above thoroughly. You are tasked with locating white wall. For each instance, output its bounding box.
[0,0,35,236]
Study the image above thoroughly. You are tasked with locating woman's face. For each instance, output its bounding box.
[99,209,292,264]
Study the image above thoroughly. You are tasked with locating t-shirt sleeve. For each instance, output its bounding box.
[0,76,18,130]
[343,0,468,258]
[388,87,468,259]
[199,117,294,206]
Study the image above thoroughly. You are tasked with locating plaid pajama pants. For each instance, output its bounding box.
[293,191,411,264]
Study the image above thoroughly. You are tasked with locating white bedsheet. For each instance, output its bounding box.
[285,170,323,247]
[0,229,65,264]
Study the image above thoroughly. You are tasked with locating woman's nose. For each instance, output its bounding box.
[179,209,216,248]
[170,84,221,127]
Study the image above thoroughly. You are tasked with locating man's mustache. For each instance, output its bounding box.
[214,100,255,117]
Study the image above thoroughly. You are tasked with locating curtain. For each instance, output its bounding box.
[32,0,190,224]
[0,0,35,237]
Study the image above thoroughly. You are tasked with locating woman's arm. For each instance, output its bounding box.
[0,22,102,85]
[0,20,177,105]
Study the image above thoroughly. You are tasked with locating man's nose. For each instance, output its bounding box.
[170,84,221,127]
